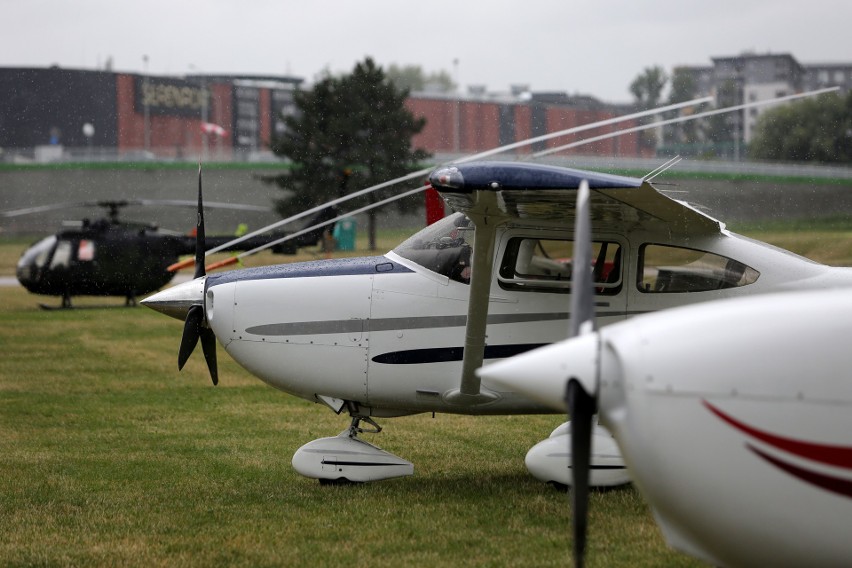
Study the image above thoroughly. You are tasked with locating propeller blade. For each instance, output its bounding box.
[174,168,219,385]
[200,327,219,386]
[567,179,596,568]
[194,164,207,280]
[566,379,595,568]
[570,180,596,337]
[178,304,203,371]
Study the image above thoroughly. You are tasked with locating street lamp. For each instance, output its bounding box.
[82,122,95,159]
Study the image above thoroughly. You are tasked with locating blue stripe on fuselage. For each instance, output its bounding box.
[206,255,412,287]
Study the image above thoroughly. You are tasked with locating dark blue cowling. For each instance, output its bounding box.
[429,161,642,192]
[207,255,411,287]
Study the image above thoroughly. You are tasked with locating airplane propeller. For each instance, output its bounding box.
[564,180,598,568]
[176,165,218,385]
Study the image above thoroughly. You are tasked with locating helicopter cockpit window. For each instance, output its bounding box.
[17,235,56,269]
[639,244,759,293]
[49,240,73,269]
[499,237,622,295]
[392,213,474,284]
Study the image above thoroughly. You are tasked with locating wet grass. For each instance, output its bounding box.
[1,223,851,566]
[0,284,701,567]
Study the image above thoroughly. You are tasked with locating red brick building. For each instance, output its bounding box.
[0,67,641,161]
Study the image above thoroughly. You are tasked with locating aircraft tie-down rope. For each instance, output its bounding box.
[189,87,837,269]
[533,87,839,158]
[167,96,714,271]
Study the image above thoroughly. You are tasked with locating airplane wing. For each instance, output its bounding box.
[427,161,721,406]
[430,161,721,236]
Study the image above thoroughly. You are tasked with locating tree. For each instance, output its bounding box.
[662,67,699,146]
[704,79,742,158]
[749,91,852,163]
[629,65,668,152]
[629,66,668,110]
[386,64,456,93]
[270,58,431,249]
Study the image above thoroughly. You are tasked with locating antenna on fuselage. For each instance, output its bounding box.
[644,156,682,182]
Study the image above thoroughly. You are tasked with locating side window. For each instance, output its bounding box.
[499,237,622,295]
[78,239,95,262]
[638,244,759,293]
[49,240,73,269]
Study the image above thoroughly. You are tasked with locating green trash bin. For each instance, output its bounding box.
[333,217,357,251]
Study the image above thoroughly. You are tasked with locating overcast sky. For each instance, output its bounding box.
[2,0,849,102]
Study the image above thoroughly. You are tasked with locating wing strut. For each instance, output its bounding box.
[443,190,506,406]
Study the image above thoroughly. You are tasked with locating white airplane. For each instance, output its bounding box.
[479,183,852,567]
[142,158,852,490]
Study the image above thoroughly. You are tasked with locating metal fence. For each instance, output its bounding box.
[4,145,852,181]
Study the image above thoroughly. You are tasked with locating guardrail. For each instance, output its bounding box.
[3,146,851,180]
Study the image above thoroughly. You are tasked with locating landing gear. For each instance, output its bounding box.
[347,413,381,437]
[291,406,414,483]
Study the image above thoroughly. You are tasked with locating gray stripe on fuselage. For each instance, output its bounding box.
[246,312,578,337]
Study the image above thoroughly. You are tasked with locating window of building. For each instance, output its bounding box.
[638,244,758,293]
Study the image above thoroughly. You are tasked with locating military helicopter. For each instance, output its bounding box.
[3,199,336,309]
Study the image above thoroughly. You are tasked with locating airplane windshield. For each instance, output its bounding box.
[393,213,474,283]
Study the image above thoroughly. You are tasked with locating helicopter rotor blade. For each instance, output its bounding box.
[1,198,269,220]
[0,201,107,218]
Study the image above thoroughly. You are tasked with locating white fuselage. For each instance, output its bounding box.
[486,289,852,566]
[200,215,852,418]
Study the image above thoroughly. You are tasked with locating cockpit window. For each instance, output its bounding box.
[49,240,73,269]
[499,237,622,295]
[639,244,759,293]
[17,235,57,269]
[393,213,473,284]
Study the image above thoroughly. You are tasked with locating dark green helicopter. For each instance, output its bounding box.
[3,200,335,309]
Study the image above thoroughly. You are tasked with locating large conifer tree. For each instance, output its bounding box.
[270,58,430,249]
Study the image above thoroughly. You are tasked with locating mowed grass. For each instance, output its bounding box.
[2,222,851,567]
[0,285,696,568]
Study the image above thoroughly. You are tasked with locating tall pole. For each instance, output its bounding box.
[191,64,209,160]
[453,58,460,155]
[143,55,150,153]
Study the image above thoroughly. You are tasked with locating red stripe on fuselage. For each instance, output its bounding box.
[748,444,852,499]
[704,400,852,470]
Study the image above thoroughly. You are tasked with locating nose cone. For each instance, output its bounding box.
[478,333,600,412]
[141,276,206,321]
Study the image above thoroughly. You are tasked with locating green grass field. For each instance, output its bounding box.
[2,224,851,567]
